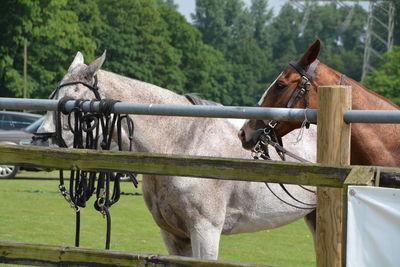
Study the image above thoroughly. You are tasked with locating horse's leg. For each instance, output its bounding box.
[161,230,192,257]
[304,209,317,251]
[190,224,221,260]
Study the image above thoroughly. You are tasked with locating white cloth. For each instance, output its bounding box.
[347,186,400,267]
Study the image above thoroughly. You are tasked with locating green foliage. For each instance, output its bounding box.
[394,0,400,46]
[97,0,185,91]
[154,3,234,104]
[268,3,367,82]
[0,0,96,98]
[193,0,274,105]
[193,0,249,53]
[0,0,385,107]
[362,46,400,106]
[65,0,103,54]
[191,1,368,104]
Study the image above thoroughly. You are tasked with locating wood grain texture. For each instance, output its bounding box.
[0,144,352,187]
[0,241,266,267]
[316,86,352,267]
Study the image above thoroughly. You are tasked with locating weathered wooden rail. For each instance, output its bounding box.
[0,144,398,188]
[0,241,265,267]
[0,145,352,186]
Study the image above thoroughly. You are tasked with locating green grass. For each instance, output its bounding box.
[0,171,315,266]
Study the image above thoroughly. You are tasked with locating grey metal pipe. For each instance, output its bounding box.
[344,110,400,123]
[1,97,400,124]
[0,97,317,122]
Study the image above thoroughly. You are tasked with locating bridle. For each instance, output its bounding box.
[49,75,101,100]
[252,59,348,210]
[251,60,321,210]
[34,76,102,147]
[38,75,137,249]
[252,59,320,162]
[52,75,102,148]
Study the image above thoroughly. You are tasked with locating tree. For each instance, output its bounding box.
[362,46,400,106]
[269,4,301,62]
[250,0,273,52]
[268,3,367,81]
[97,0,185,91]
[0,0,96,98]
[193,0,275,105]
[192,0,251,53]
[393,0,400,46]
[65,0,103,54]
[157,3,234,103]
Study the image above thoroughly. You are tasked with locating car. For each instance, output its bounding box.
[0,116,48,179]
[0,111,42,130]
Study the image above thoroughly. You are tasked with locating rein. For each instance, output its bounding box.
[47,76,137,249]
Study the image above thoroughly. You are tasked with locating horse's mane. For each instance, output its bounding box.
[348,78,400,110]
[184,93,222,106]
[323,64,400,110]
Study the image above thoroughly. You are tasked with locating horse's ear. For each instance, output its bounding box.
[299,39,321,66]
[84,50,106,78]
[68,51,84,72]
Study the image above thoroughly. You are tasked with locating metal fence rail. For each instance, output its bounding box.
[1,97,400,123]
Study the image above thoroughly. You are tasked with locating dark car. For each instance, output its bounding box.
[0,117,48,178]
[0,111,42,130]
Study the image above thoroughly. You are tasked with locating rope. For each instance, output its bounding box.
[293,108,310,145]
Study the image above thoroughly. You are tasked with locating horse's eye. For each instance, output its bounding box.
[275,82,286,90]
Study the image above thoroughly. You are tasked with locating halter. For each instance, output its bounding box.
[39,75,137,249]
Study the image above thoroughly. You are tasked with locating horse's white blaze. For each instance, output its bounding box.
[257,72,282,106]
[39,53,317,260]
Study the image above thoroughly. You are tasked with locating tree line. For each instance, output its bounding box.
[0,0,399,106]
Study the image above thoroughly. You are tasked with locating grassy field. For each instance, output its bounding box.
[0,171,316,266]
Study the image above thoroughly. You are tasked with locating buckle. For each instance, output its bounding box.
[268,121,277,128]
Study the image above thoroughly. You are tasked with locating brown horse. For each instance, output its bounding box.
[239,39,400,167]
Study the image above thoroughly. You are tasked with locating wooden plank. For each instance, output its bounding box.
[343,166,375,187]
[0,241,267,267]
[316,85,352,267]
[0,144,351,187]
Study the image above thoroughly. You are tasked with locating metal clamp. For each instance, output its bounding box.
[59,184,80,212]
[268,120,277,129]
[97,188,107,217]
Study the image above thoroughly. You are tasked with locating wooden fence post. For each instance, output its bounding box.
[316,85,351,267]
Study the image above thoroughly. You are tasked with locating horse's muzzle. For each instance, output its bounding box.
[238,128,257,150]
[32,132,56,146]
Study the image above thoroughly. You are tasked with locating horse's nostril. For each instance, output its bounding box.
[238,129,245,141]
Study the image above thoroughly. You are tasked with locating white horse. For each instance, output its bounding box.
[38,52,317,260]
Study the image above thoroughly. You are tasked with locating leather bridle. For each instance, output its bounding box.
[250,60,321,210]
[49,75,101,101]
[252,59,320,161]
[38,75,137,250]
[52,75,102,148]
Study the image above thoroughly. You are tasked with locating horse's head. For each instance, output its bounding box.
[38,52,106,146]
[238,40,322,149]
